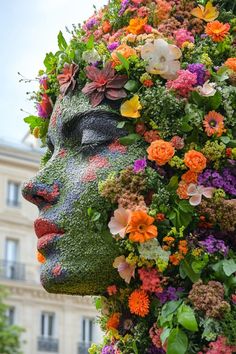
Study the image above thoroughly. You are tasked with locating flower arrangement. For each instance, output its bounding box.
[24,0,236,353]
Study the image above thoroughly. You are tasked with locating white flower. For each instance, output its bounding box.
[196,80,216,97]
[108,207,131,238]
[82,48,101,64]
[141,38,182,80]
[187,183,215,206]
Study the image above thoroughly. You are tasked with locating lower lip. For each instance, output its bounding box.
[37,233,64,250]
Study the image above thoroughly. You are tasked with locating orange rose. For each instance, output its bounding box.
[225,58,236,72]
[106,313,120,330]
[184,150,207,172]
[147,140,175,166]
[126,17,147,35]
[102,20,112,33]
[111,44,137,66]
[177,181,189,200]
[181,170,199,184]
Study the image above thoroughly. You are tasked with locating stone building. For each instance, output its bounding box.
[0,138,102,354]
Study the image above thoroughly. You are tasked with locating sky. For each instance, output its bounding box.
[0,0,107,143]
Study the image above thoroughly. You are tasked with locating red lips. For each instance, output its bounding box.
[34,218,64,250]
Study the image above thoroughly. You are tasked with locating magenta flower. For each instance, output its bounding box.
[82,62,127,107]
[133,158,147,173]
[187,183,215,206]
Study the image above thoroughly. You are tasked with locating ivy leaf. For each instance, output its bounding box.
[57,31,68,51]
[116,53,130,74]
[223,259,236,277]
[180,259,200,283]
[124,80,139,92]
[119,133,141,146]
[167,328,188,354]
[177,304,198,332]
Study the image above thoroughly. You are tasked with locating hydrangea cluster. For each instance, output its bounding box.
[24,0,236,353]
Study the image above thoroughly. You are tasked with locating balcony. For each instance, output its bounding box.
[78,342,92,354]
[0,260,25,281]
[37,337,59,352]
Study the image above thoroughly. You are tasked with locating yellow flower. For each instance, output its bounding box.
[191,1,219,22]
[120,95,142,118]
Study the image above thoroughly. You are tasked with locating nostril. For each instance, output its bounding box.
[22,181,60,208]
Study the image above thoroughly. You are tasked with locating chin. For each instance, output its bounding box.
[39,260,120,296]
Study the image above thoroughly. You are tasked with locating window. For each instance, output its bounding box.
[7,181,21,207]
[4,239,19,279]
[41,312,55,338]
[82,317,94,343]
[6,306,15,325]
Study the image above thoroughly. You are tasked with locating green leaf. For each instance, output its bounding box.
[180,259,200,283]
[178,201,194,213]
[206,91,222,110]
[161,327,171,346]
[167,328,188,354]
[132,341,138,354]
[220,136,230,144]
[95,297,102,310]
[24,116,43,130]
[223,259,236,277]
[167,176,179,191]
[124,80,139,92]
[43,52,57,71]
[119,133,141,146]
[117,121,126,128]
[161,300,183,319]
[58,31,68,51]
[86,35,94,50]
[116,53,130,73]
[177,304,198,332]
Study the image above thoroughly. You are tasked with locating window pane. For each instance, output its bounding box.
[41,314,45,336]
[89,320,93,342]
[48,315,54,337]
[7,181,20,207]
[6,307,15,325]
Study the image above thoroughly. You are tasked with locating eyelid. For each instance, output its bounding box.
[46,136,54,153]
[81,128,113,146]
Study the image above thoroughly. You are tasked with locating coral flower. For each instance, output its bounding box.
[106,313,120,330]
[224,58,236,72]
[111,44,137,66]
[57,63,79,95]
[147,140,175,166]
[177,181,189,200]
[191,1,219,22]
[126,210,158,243]
[37,93,53,118]
[181,170,199,184]
[108,207,131,238]
[203,111,225,137]
[126,17,147,35]
[120,95,142,118]
[128,289,150,317]
[113,255,135,283]
[205,21,230,42]
[184,150,207,173]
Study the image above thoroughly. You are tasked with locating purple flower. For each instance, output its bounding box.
[85,17,98,30]
[119,0,130,16]
[147,345,166,354]
[108,42,120,52]
[102,345,116,354]
[199,235,229,256]
[198,168,236,196]
[187,63,206,86]
[133,158,147,173]
[156,286,183,304]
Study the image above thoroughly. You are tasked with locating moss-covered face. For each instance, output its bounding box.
[22,92,145,295]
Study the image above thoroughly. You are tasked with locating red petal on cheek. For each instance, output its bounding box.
[89,155,110,168]
[52,264,62,277]
[57,148,67,158]
[81,169,97,182]
[108,140,127,154]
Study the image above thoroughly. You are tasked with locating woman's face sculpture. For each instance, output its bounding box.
[22,92,145,295]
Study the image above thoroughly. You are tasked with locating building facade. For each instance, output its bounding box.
[0,139,102,354]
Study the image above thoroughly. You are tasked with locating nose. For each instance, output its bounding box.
[22,180,60,210]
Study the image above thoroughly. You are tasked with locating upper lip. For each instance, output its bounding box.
[34,218,64,239]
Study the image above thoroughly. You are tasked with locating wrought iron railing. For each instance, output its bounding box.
[0,260,25,281]
[78,342,92,354]
[37,337,59,352]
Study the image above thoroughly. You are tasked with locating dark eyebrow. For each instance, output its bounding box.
[61,110,125,140]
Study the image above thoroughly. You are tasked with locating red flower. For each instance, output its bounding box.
[82,62,127,107]
[37,94,53,118]
[57,63,79,95]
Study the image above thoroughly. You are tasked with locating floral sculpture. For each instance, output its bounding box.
[23,0,236,353]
